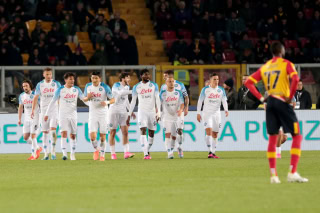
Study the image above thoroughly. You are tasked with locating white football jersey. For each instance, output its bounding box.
[84,82,113,116]
[35,80,61,113]
[160,89,184,121]
[160,80,188,97]
[197,85,228,114]
[19,91,39,121]
[46,85,84,119]
[109,82,131,114]
[129,81,160,115]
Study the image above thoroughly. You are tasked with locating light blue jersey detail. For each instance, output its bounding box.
[74,86,84,99]
[52,86,64,102]
[84,82,92,96]
[35,80,44,95]
[101,82,113,99]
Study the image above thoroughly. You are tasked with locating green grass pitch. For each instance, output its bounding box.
[0,151,319,213]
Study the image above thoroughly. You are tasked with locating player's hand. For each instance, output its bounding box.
[284,97,292,104]
[197,114,201,122]
[100,101,108,107]
[30,111,34,119]
[126,116,131,126]
[177,110,183,117]
[131,112,136,120]
[87,92,93,99]
[156,115,160,123]
[18,120,21,126]
[44,116,49,121]
[225,111,229,117]
[184,107,189,116]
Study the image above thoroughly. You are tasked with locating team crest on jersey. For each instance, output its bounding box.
[109,123,113,127]
[73,89,76,92]
[30,94,33,99]
[99,88,103,91]
[149,83,152,87]
[175,84,178,87]
[217,89,221,92]
[174,92,178,95]
[51,83,55,87]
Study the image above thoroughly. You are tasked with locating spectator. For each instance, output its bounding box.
[0,17,8,34]
[174,1,191,29]
[28,47,47,86]
[31,21,46,43]
[226,11,246,43]
[60,13,75,42]
[103,33,121,65]
[95,19,113,44]
[0,5,9,19]
[256,1,273,23]
[108,12,128,34]
[207,34,223,64]
[91,0,113,16]
[169,35,188,62]
[311,10,320,39]
[118,31,138,65]
[15,28,31,53]
[295,11,308,38]
[36,0,55,21]
[278,17,291,40]
[72,1,94,31]
[238,48,255,64]
[257,17,279,40]
[187,36,207,64]
[294,80,312,109]
[191,0,206,36]
[209,12,232,48]
[236,75,260,110]
[155,3,173,38]
[70,47,87,65]
[238,1,256,29]
[223,78,237,110]
[89,45,109,65]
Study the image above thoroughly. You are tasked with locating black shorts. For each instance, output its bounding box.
[266,96,299,135]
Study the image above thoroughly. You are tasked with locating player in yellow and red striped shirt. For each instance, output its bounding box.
[245,41,308,184]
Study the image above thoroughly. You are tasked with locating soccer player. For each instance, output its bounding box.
[108,72,135,159]
[245,41,308,183]
[127,69,161,159]
[83,72,114,161]
[31,68,61,160]
[44,72,85,161]
[160,76,184,159]
[18,80,42,160]
[160,70,189,158]
[197,73,229,159]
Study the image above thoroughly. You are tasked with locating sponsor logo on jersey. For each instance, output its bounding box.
[64,94,76,99]
[166,96,178,102]
[140,88,153,94]
[91,92,102,97]
[23,99,33,105]
[43,88,55,93]
[208,93,220,99]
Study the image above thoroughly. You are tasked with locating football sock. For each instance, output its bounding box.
[50,130,57,155]
[170,139,176,151]
[148,137,154,151]
[140,135,148,156]
[206,135,213,153]
[276,147,281,155]
[100,140,106,157]
[124,143,129,153]
[61,137,67,156]
[177,134,183,150]
[31,138,38,157]
[165,138,171,153]
[267,135,278,176]
[290,134,302,174]
[70,138,76,155]
[91,139,98,150]
[43,133,49,157]
[110,144,116,154]
[26,137,32,145]
[212,137,218,154]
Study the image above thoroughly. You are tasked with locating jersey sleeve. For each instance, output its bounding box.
[248,68,262,84]
[178,90,184,105]
[76,87,84,100]
[197,87,206,114]
[159,90,165,102]
[55,81,62,88]
[84,83,89,96]
[102,83,113,99]
[18,94,22,105]
[35,83,41,95]
[45,87,61,116]
[286,61,298,78]
[221,87,228,111]
[179,82,188,97]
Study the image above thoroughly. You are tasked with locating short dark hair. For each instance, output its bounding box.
[64,72,76,80]
[164,70,174,76]
[209,73,218,78]
[140,69,149,77]
[91,71,101,77]
[43,67,52,73]
[270,41,283,56]
[22,79,33,90]
[119,72,130,81]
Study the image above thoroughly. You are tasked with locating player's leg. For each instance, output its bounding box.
[279,104,308,183]
[121,125,134,159]
[60,131,68,160]
[89,116,100,160]
[165,132,173,159]
[49,114,58,160]
[210,113,221,158]
[276,129,283,158]
[176,115,184,158]
[69,118,78,160]
[30,118,40,159]
[40,114,50,160]
[108,129,117,159]
[138,112,149,158]
[31,133,38,159]
[23,130,34,160]
[99,133,107,161]
[145,113,157,158]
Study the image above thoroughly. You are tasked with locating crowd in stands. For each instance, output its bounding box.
[0,0,138,91]
[149,0,320,64]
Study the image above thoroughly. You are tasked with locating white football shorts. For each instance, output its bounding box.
[203,112,221,132]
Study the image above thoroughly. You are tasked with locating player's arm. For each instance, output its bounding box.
[102,83,115,106]
[180,83,189,115]
[177,90,184,116]
[196,87,206,122]
[154,84,161,121]
[82,83,92,102]
[44,88,60,120]
[221,88,229,117]
[127,85,138,125]
[244,69,264,102]
[31,83,40,119]
[286,61,300,103]
[18,103,23,126]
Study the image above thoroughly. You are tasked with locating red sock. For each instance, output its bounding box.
[290,134,302,173]
[267,135,278,176]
